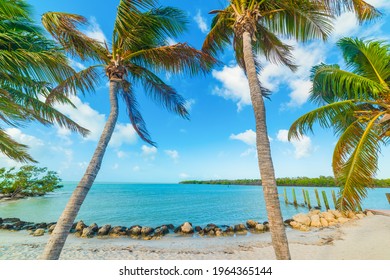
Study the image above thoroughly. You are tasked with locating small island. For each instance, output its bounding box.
[180,176,390,188]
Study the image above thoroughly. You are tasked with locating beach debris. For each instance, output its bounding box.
[97,224,111,236]
[32,228,45,236]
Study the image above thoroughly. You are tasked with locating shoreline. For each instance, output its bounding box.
[1,214,390,260]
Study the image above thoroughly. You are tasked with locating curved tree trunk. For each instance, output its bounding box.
[242,31,291,260]
[40,81,120,260]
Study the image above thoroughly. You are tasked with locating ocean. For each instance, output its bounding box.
[0,183,389,227]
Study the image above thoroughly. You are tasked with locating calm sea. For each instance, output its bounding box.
[0,183,389,227]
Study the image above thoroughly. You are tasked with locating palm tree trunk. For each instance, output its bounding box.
[39,81,120,260]
[242,30,291,260]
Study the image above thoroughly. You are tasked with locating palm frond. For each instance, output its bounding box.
[319,0,381,22]
[333,112,385,210]
[118,80,155,146]
[126,64,189,118]
[0,129,36,163]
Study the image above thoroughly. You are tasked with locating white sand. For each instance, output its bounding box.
[1,215,389,260]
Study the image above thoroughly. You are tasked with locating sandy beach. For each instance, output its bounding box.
[1,214,389,260]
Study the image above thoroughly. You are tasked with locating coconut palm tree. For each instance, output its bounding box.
[289,37,390,212]
[202,0,379,260]
[39,0,215,260]
[0,0,90,162]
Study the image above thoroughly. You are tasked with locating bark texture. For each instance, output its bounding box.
[242,31,291,260]
[40,81,120,260]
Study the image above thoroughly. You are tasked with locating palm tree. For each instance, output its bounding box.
[0,0,90,162]
[289,37,390,212]
[202,0,379,260]
[39,0,215,260]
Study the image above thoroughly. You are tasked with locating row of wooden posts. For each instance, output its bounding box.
[283,188,338,211]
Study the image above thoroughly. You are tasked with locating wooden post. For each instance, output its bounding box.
[331,190,337,208]
[386,193,390,204]
[292,188,298,206]
[305,190,311,209]
[283,188,288,204]
[314,188,321,208]
[302,189,307,205]
[322,191,330,210]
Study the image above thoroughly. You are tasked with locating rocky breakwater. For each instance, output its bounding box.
[288,210,374,231]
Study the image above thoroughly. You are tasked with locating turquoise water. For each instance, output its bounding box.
[0,183,389,227]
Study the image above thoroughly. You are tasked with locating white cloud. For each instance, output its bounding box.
[166,37,177,46]
[212,65,251,111]
[366,0,390,10]
[277,129,313,159]
[285,80,312,108]
[116,150,126,159]
[193,10,209,33]
[165,149,179,161]
[85,17,107,43]
[141,145,157,160]
[5,128,44,148]
[179,173,189,179]
[69,58,86,71]
[184,99,196,112]
[109,123,137,148]
[332,12,359,40]
[230,129,256,146]
[54,96,106,142]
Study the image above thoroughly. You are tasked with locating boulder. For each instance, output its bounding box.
[224,226,234,234]
[290,221,301,230]
[48,224,56,234]
[0,218,3,224]
[320,218,329,227]
[299,225,310,231]
[309,210,321,216]
[166,224,175,230]
[320,211,336,222]
[154,226,169,237]
[75,220,86,232]
[234,224,247,232]
[310,215,321,227]
[109,226,128,237]
[246,220,258,229]
[356,213,366,219]
[337,217,350,224]
[81,227,94,238]
[284,219,294,226]
[254,223,265,232]
[3,218,20,223]
[293,213,311,226]
[89,223,99,233]
[204,224,216,233]
[98,225,111,236]
[194,226,202,232]
[141,226,154,236]
[346,211,357,219]
[33,228,45,236]
[330,210,343,218]
[128,225,142,236]
[366,211,374,216]
[1,224,14,230]
[35,222,47,229]
[215,230,223,237]
[180,222,193,234]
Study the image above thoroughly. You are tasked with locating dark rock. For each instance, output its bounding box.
[109,226,127,237]
[141,226,154,236]
[195,226,202,232]
[166,224,175,230]
[128,225,142,236]
[47,222,56,229]
[88,223,99,233]
[246,220,258,229]
[154,225,169,237]
[204,224,217,233]
[198,230,205,236]
[208,229,215,236]
[284,219,294,226]
[0,218,3,224]
[224,226,234,235]
[263,221,269,225]
[3,218,20,223]
[0,224,14,230]
[82,227,94,238]
[234,224,247,232]
[48,224,56,233]
[75,220,86,232]
[207,223,217,228]
[174,226,181,233]
[35,223,48,229]
[97,225,111,236]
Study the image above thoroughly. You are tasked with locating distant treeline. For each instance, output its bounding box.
[180,176,390,188]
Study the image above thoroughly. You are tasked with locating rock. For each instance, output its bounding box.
[207,223,217,228]
[0,224,14,230]
[154,226,169,237]
[89,223,99,233]
[309,210,321,216]
[82,227,94,238]
[290,221,301,230]
[337,217,350,224]
[35,222,47,229]
[98,225,111,236]
[328,221,337,226]
[166,224,175,230]
[366,211,374,216]
[346,211,357,219]
[141,226,154,236]
[195,226,202,232]
[299,225,310,231]
[204,224,216,233]
[284,219,294,226]
[320,218,329,227]
[215,230,223,237]
[3,218,20,223]
[320,211,336,222]
[33,228,45,236]
[128,225,142,236]
[198,230,205,236]
[180,222,193,234]
[254,223,265,232]
[208,229,215,236]
[234,224,247,232]
[330,210,343,218]
[293,213,311,226]
[224,226,234,234]
[246,220,258,229]
[48,224,56,233]
[109,226,128,237]
[0,218,3,224]
[310,215,321,227]
[75,220,86,232]
[174,226,181,233]
[356,213,365,219]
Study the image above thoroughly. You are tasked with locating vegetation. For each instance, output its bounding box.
[289,37,390,211]
[180,176,390,188]
[0,0,89,163]
[202,0,379,260]
[0,165,62,198]
[40,0,216,260]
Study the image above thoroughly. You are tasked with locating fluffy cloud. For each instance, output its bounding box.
[165,149,179,161]
[230,129,256,146]
[193,10,209,33]
[212,65,251,111]
[5,128,44,148]
[85,17,107,43]
[141,145,157,160]
[184,99,196,112]
[366,0,390,10]
[109,123,137,148]
[277,129,313,159]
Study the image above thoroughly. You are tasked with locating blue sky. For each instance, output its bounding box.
[2,0,390,182]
